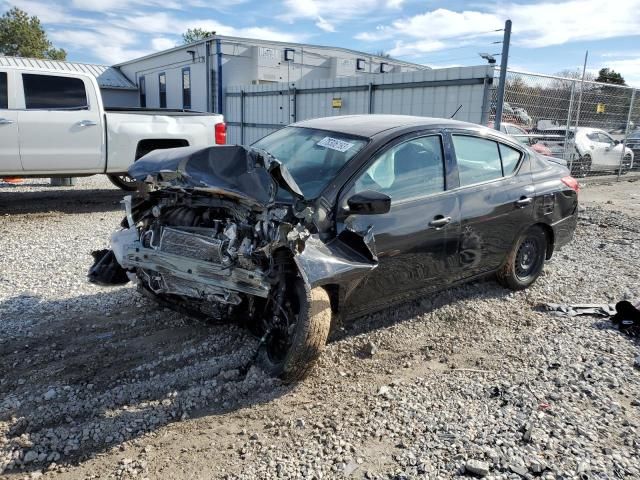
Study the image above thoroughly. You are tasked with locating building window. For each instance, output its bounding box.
[0,72,7,109]
[356,58,365,71]
[182,67,191,109]
[139,76,146,107]
[159,72,166,108]
[284,48,295,62]
[22,74,87,109]
[380,62,390,73]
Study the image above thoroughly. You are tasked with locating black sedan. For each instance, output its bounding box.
[90,115,579,381]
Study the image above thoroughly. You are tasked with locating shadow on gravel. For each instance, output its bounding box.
[0,290,289,475]
[0,188,124,215]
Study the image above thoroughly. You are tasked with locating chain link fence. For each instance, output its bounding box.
[490,70,639,179]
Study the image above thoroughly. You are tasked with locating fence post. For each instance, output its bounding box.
[617,88,636,181]
[240,89,245,145]
[564,82,576,169]
[367,82,373,114]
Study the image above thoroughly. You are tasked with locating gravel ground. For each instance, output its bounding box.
[1,176,639,479]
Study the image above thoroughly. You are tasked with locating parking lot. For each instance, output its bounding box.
[1,177,639,479]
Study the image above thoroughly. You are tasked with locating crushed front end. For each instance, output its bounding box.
[88,145,377,380]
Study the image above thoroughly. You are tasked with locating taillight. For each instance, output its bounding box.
[561,175,580,193]
[215,122,226,145]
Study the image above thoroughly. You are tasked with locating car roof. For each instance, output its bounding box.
[291,114,485,138]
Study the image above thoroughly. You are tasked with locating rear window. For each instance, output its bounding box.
[22,74,88,110]
[0,72,7,109]
[453,135,523,186]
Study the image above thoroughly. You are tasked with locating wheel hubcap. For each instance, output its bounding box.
[515,239,538,279]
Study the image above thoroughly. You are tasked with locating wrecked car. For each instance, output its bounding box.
[89,115,579,381]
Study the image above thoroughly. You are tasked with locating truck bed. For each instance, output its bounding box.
[104,107,213,116]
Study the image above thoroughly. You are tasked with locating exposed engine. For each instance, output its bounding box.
[106,189,310,318]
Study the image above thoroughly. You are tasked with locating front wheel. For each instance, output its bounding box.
[107,174,138,191]
[620,154,632,175]
[257,280,332,382]
[497,226,547,291]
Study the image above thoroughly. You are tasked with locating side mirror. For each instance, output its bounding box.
[530,138,538,145]
[346,190,391,215]
[614,140,620,145]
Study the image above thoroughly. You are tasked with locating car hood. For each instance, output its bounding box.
[128,145,304,208]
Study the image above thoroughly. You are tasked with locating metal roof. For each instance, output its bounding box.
[115,35,429,71]
[0,56,137,90]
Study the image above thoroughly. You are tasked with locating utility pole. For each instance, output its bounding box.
[494,19,512,131]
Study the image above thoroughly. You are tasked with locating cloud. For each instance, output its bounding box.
[355,0,640,57]
[280,0,404,31]
[315,16,336,32]
[151,37,177,51]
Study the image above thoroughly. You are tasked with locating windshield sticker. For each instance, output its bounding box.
[317,137,355,153]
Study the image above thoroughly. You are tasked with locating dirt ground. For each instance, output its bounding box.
[1,176,639,479]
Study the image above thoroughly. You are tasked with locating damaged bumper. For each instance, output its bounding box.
[89,144,378,311]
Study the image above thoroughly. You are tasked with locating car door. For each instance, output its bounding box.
[0,70,22,173]
[597,132,622,168]
[17,72,103,172]
[336,132,461,315]
[449,132,534,278]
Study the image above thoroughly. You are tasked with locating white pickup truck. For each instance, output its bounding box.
[0,66,225,190]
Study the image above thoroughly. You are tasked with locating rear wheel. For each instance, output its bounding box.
[256,278,332,383]
[620,154,632,175]
[571,153,591,177]
[497,226,547,290]
[107,174,138,191]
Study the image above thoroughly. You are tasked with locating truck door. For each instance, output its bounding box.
[17,72,103,172]
[0,70,22,173]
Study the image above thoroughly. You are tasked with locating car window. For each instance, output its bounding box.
[22,74,87,110]
[586,132,600,142]
[499,143,522,175]
[353,135,445,202]
[0,72,7,109]
[452,135,503,186]
[598,133,614,144]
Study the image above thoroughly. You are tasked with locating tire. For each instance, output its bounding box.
[107,174,138,191]
[570,153,591,177]
[497,226,547,291]
[257,281,332,382]
[620,154,632,175]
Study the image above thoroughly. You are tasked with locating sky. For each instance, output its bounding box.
[2,0,640,85]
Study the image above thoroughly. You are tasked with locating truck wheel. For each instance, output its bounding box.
[497,225,547,291]
[257,280,332,383]
[108,174,138,191]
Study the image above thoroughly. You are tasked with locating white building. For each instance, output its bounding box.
[115,35,429,113]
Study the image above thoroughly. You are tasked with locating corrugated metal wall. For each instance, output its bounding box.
[225,65,494,145]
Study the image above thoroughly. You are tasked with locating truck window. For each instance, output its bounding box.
[159,72,166,108]
[182,67,191,109]
[139,76,146,107]
[0,72,7,109]
[23,74,87,110]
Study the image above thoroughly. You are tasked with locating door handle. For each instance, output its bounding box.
[0,118,14,125]
[77,120,97,127]
[428,215,452,228]
[515,196,533,207]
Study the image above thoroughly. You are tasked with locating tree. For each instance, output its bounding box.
[182,28,215,44]
[595,67,626,85]
[373,50,391,58]
[0,7,66,60]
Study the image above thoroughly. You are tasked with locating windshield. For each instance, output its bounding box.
[252,127,368,198]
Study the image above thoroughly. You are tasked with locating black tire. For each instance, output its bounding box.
[620,154,632,175]
[107,174,138,191]
[497,226,547,291]
[257,280,332,382]
[570,153,591,177]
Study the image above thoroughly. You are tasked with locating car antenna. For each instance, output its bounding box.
[449,105,463,119]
